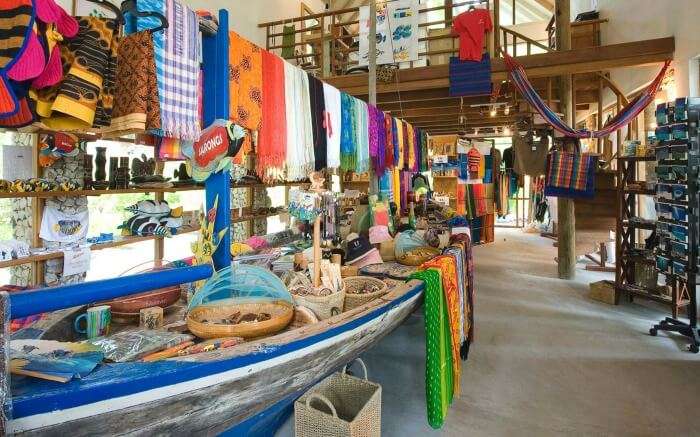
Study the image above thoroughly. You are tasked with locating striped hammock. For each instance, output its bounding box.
[503,52,670,139]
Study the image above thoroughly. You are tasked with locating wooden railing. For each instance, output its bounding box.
[258,0,493,78]
[500,27,550,56]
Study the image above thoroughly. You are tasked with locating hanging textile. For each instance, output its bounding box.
[307,73,327,171]
[504,51,670,138]
[396,119,405,169]
[392,167,401,210]
[392,117,400,169]
[420,129,429,172]
[443,247,466,349]
[340,92,357,171]
[284,63,314,180]
[322,82,341,169]
[103,31,161,137]
[406,122,416,170]
[421,255,462,398]
[0,0,35,117]
[409,268,454,430]
[229,31,262,161]
[157,137,186,160]
[35,17,119,130]
[544,151,598,198]
[449,232,475,358]
[281,25,295,59]
[449,54,492,97]
[384,112,395,170]
[368,104,379,173]
[355,98,369,173]
[258,49,287,180]
[456,184,466,216]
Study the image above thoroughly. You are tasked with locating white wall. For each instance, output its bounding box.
[573,0,700,99]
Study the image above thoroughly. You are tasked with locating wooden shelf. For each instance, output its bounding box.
[433,175,458,179]
[618,155,656,162]
[0,225,200,269]
[622,220,657,230]
[616,283,690,307]
[624,188,655,195]
[231,181,310,189]
[231,210,287,224]
[0,185,205,199]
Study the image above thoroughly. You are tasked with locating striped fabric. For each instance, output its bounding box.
[448,54,493,97]
[545,151,597,198]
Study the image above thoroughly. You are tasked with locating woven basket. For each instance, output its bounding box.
[396,247,441,266]
[187,300,293,339]
[295,359,381,437]
[293,287,346,320]
[343,276,388,312]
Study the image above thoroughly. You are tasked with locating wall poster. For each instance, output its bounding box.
[358,0,420,66]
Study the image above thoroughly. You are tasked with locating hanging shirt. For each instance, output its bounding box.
[451,9,493,62]
[513,133,549,176]
[467,147,482,173]
[40,206,89,243]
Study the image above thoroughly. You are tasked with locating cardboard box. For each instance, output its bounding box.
[589,280,617,305]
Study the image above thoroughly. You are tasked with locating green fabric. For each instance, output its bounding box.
[410,268,454,429]
[281,25,295,59]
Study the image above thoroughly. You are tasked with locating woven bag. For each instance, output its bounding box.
[295,359,381,437]
[343,276,388,311]
[293,287,346,320]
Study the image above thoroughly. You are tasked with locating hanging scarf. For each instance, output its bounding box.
[322,82,341,169]
[376,108,387,176]
[34,16,119,130]
[392,167,401,210]
[103,31,161,138]
[406,122,416,171]
[420,129,429,172]
[355,98,370,173]
[258,49,287,181]
[421,255,461,397]
[0,0,34,117]
[307,74,326,171]
[368,104,379,174]
[340,91,356,171]
[229,31,262,162]
[403,121,411,170]
[384,112,394,170]
[396,118,404,169]
[409,268,454,429]
[284,63,314,181]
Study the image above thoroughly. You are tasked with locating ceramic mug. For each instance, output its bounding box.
[74,305,111,338]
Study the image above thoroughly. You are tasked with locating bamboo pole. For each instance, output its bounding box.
[368,0,378,194]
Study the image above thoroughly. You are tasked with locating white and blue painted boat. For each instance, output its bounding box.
[2,265,423,436]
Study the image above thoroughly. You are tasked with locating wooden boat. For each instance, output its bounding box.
[3,266,424,436]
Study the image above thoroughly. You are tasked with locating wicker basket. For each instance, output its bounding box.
[293,287,346,320]
[343,276,388,312]
[295,359,381,437]
[396,247,441,266]
[187,300,293,339]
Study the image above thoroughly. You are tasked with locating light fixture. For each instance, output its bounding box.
[490,107,497,117]
[504,106,510,115]
[503,126,511,136]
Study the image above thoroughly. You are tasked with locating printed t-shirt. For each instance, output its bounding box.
[451,9,493,62]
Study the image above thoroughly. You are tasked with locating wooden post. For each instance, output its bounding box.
[312,216,321,287]
[368,0,378,194]
[555,0,575,280]
[597,75,604,154]
[31,134,44,286]
[494,0,500,53]
[154,161,165,268]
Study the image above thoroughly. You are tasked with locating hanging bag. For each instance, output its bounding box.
[544,141,598,199]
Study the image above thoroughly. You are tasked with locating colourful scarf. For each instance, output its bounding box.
[284,62,314,181]
[307,74,326,171]
[392,167,401,209]
[34,16,119,130]
[160,0,200,140]
[407,122,416,170]
[229,31,262,162]
[340,92,356,171]
[396,118,404,169]
[409,268,454,429]
[355,98,369,173]
[384,112,395,170]
[258,49,287,181]
[420,129,429,171]
[0,0,34,117]
[103,31,161,138]
[421,255,461,397]
[322,82,341,169]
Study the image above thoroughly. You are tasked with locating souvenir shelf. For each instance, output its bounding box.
[0,185,205,199]
[648,97,700,353]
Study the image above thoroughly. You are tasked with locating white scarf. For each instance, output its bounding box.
[284,63,315,181]
[322,82,342,169]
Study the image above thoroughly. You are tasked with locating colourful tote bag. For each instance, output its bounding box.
[544,151,598,199]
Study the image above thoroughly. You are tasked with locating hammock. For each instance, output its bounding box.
[503,52,670,139]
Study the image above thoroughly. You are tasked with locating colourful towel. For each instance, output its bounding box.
[258,49,287,181]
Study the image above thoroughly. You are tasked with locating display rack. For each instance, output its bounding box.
[648,97,700,353]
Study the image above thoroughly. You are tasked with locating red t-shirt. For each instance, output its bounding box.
[452,9,493,62]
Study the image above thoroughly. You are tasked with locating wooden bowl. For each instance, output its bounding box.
[102,285,182,314]
[187,300,294,339]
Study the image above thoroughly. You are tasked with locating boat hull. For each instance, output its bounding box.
[11,281,423,436]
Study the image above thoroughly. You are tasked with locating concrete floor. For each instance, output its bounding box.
[279,229,700,436]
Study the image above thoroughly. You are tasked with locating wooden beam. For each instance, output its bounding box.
[324,37,675,95]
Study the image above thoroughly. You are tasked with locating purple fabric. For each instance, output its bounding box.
[375,108,387,176]
[368,104,379,168]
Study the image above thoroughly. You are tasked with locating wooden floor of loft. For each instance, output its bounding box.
[323,36,675,135]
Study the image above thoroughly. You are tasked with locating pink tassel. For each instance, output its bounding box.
[32,44,63,89]
[56,7,79,38]
[8,32,45,82]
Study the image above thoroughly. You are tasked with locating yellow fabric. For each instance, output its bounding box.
[393,167,401,210]
[407,122,416,170]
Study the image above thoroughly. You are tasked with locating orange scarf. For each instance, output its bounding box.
[229,31,262,164]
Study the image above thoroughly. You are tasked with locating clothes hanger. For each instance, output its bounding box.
[86,0,125,23]
[121,0,169,32]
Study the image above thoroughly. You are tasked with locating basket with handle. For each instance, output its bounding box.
[295,358,381,437]
[342,276,388,312]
